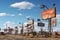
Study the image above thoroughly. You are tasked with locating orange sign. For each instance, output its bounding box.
[42,8,56,19]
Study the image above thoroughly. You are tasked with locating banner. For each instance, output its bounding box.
[42,8,56,20]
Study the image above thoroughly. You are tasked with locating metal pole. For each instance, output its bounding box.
[41,27,43,35]
[6,24,7,33]
[48,18,52,35]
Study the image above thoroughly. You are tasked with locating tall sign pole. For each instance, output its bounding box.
[40,4,56,36]
[37,19,45,35]
[6,23,8,33]
[48,18,52,35]
[20,23,23,34]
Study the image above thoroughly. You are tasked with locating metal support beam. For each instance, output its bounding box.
[48,18,52,35]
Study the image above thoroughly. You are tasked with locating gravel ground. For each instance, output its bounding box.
[0,35,60,40]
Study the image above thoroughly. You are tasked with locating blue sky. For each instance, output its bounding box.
[0,0,60,32]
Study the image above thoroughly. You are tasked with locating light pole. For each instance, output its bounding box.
[6,23,8,33]
[37,19,45,35]
[19,23,23,35]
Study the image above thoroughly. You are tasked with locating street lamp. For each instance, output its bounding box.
[40,5,45,9]
[40,5,48,9]
[53,4,56,7]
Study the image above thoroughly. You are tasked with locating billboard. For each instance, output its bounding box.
[28,19,34,24]
[28,19,34,30]
[37,22,45,27]
[42,8,56,20]
[51,18,56,26]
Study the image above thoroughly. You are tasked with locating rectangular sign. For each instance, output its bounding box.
[51,18,56,26]
[37,22,45,27]
[42,8,56,20]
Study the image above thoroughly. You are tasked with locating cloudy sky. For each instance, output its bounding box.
[0,0,60,32]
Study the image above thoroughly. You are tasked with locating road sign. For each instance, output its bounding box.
[37,22,45,27]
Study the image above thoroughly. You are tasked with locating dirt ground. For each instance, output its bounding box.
[0,35,60,40]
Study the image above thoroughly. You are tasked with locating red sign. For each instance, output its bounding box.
[42,8,56,20]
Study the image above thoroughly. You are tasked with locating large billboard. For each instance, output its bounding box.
[42,8,56,20]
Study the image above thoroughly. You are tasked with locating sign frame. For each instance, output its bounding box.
[42,7,56,20]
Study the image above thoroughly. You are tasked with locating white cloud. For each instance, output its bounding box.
[18,13,22,16]
[34,22,37,25]
[24,22,37,26]
[4,21,15,28]
[0,13,15,17]
[26,16,30,18]
[53,28,60,32]
[56,14,60,19]
[10,1,35,10]
[4,21,11,27]
[56,14,60,21]
[24,22,27,26]
[9,14,15,16]
[0,13,7,16]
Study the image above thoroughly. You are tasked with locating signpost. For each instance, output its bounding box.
[37,19,45,35]
[38,22,45,27]
[40,4,56,36]
[20,23,23,34]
